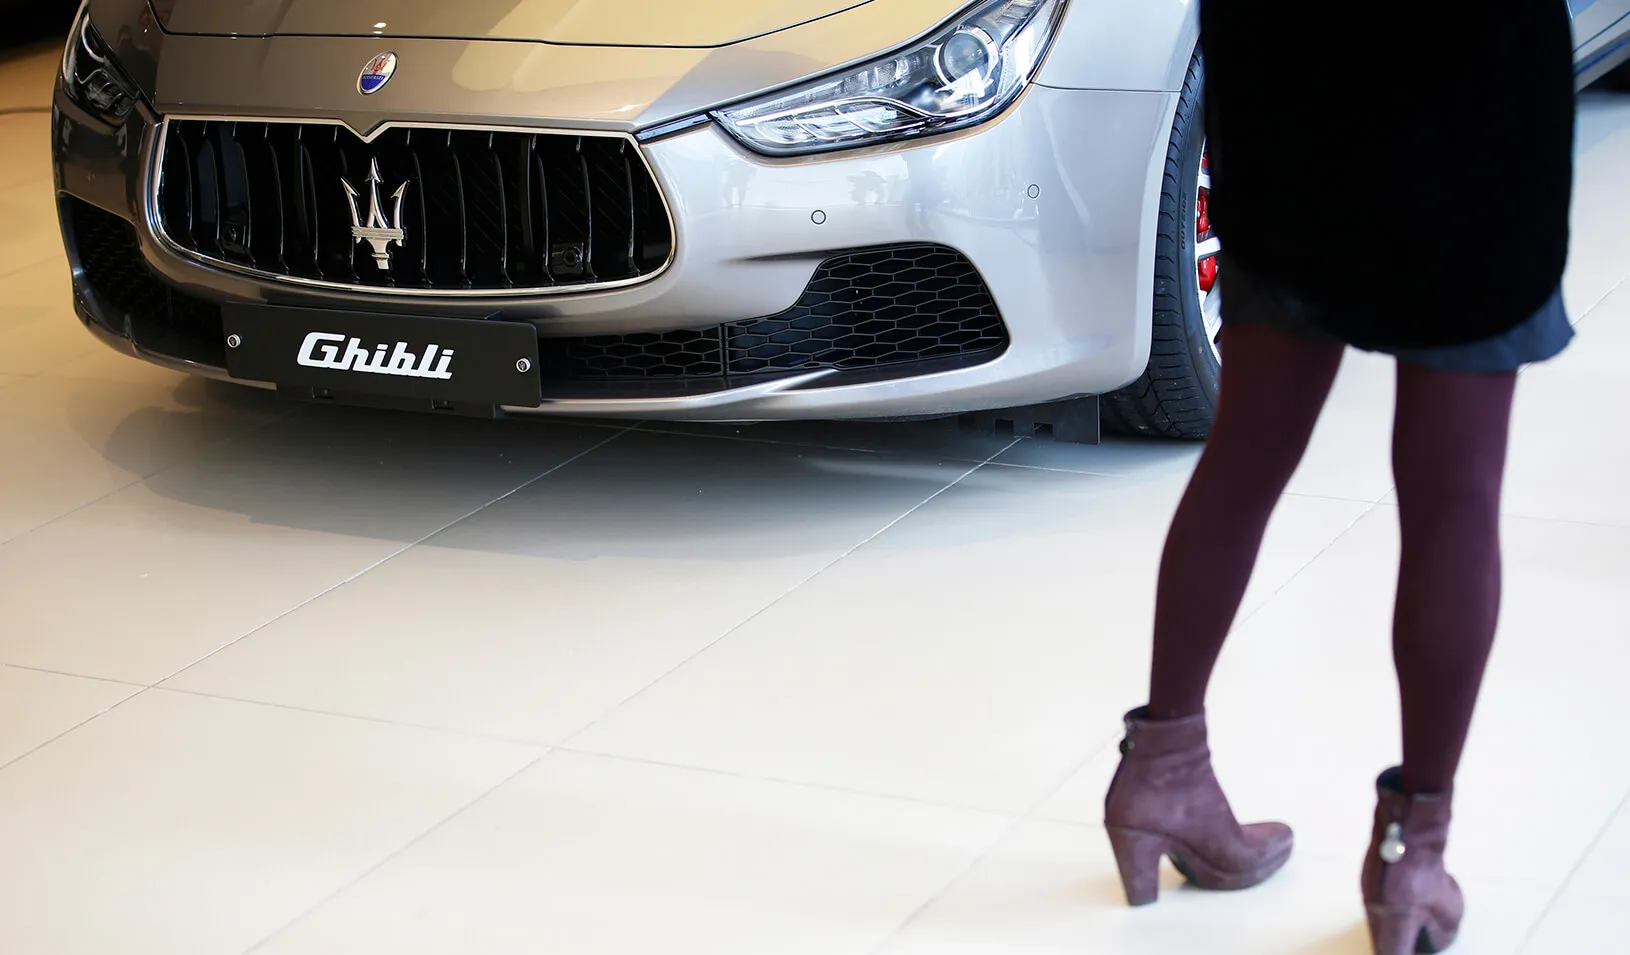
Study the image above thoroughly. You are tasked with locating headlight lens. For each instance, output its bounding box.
[61,1,139,122]
[714,0,1066,156]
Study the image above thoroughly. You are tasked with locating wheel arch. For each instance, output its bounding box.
[1035,0,1199,92]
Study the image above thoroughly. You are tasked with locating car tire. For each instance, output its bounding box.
[1101,53,1221,440]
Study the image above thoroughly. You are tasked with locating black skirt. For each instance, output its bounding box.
[1199,1,1576,350]
[1222,255,1573,373]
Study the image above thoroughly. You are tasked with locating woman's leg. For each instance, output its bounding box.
[1106,322,1342,906]
[1146,323,1346,720]
[1362,361,1515,955]
[1390,362,1518,795]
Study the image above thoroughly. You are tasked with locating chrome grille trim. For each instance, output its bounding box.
[145,116,677,298]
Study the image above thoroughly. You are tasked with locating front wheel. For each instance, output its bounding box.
[1102,53,1222,440]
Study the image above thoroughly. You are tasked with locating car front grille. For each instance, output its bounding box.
[538,245,1009,386]
[153,120,674,295]
[69,198,226,365]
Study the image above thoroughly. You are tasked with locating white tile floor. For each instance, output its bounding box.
[3,39,1629,955]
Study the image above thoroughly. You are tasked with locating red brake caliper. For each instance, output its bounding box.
[1197,151,1218,293]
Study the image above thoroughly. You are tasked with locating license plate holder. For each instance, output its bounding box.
[222,303,542,409]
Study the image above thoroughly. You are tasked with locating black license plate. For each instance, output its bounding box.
[222,304,542,409]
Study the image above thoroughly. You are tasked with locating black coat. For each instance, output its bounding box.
[1200,1,1577,349]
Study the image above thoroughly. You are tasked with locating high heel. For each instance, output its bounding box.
[1366,905,1431,955]
[1361,768,1463,954]
[1103,707,1294,906]
[1106,826,1171,906]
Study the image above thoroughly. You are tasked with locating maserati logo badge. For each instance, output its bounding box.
[341,159,409,270]
[358,52,397,95]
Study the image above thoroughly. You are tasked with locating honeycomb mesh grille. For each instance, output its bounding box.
[553,328,724,379]
[726,245,1007,374]
[69,199,226,363]
[543,245,1007,383]
[71,199,171,323]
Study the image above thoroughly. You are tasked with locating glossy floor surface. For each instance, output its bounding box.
[5,42,1630,955]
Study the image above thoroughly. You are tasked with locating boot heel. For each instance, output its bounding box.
[1107,826,1169,906]
[1366,905,1428,955]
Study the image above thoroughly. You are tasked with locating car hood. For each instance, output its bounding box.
[131,0,974,131]
[148,0,879,48]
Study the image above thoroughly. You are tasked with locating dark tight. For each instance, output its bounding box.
[1146,323,1518,795]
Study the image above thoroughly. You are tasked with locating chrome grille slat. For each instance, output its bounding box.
[541,146,560,285]
[456,132,509,288]
[541,139,591,283]
[239,125,287,273]
[588,140,638,279]
[152,119,674,297]
[214,125,252,261]
[291,129,320,273]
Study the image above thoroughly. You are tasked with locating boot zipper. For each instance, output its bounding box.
[1378,822,1407,865]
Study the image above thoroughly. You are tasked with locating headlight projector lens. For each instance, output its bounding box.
[937,28,999,89]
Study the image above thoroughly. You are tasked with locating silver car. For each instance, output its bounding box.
[50,1,1630,440]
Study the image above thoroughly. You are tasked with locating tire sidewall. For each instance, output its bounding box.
[1170,70,1222,411]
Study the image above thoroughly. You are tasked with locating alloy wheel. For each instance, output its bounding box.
[1195,147,1222,363]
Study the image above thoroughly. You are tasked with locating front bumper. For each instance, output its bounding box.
[55,79,1177,421]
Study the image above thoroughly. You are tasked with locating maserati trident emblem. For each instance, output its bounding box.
[358,52,397,95]
[341,159,408,270]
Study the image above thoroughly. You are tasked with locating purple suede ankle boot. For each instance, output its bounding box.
[1362,768,1464,954]
[1103,707,1294,906]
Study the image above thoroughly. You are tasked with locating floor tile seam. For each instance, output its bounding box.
[140,683,557,750]
[1225,498,1384,644]
[33,366,212,387]
[1295,271,1627,522]
[0,167,53,190]
[1283,488,1391,506]
[1,661,147,689]
[0,670,557,776]
[627,418,1016,466]
[1013,726,1125,828]
[628,420,1213,482]
[1567,271,1630,327]
[1497,509,1630,531]
[5,666,1029,818]
[1002,813,1585,892]
[1515,780,1630,952]
[531,416,639,434]
[550,744,1027,819]
[132,692,1056,821]
[859,814,1033,955]
[0,184,56,212]
[0,482,143,549]
[978,457,1164,479]
[1310,273,1629,505]
[239,749,553,955]
[552,437,1022,750]
[149,426,635,690]
[0,399,304,553]
[0,247,64,283]
[864,724,1129,955]
[0,680,149,774]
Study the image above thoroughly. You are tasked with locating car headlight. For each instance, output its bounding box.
[61,1,140,123]
[714,0,1066,156]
